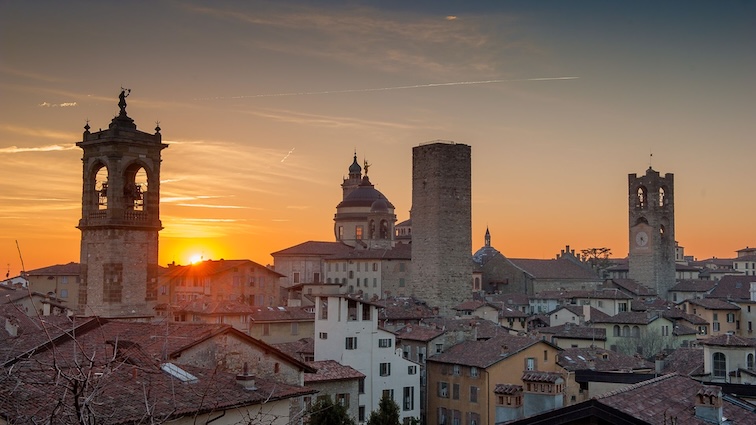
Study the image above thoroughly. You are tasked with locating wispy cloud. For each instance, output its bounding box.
[0,144,77,154]
[0,125,77,142]
[39,102,77,108]
[175,203,248,209]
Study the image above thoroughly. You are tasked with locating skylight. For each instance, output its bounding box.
[161,363,198,383]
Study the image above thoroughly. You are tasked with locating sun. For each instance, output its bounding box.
[189,254,204,264]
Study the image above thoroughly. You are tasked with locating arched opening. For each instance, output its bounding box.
[635,217,649,226]
[636,186,647,209]
[713,352,726,378]
[660,224,666,239]
[632,326,640,338]
[659,187,665,207]
[380,220,389,239]
[95,165,109,210]
[622,325,630,337]
[369,220,376,239]
[748,353,754,370]
[124,164,148,211]
[613,325,620,337]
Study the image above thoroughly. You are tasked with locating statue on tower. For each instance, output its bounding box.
[118,88,131,115]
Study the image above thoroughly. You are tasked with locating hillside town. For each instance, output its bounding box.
[2,93,756,424]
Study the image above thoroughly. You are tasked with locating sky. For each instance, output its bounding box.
[1,0,755,274]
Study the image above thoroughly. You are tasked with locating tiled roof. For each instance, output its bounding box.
[176,299,256,315]
[271,337,314,361]
[485,292,530,306]
[453,300,488,311]
[670,279,717,292]
[494,384,523,395]
[521,371,563,383]
[606,278,657,296]
[534,288,633,300]
[557,347,653,372]
[428,334,544,368]
[707,275,756,301]
[327,243,411,260]
[1,359,314,423]
[700,333,756,347]
[660,348,705,376]
[686,298,740,310]
[596,373,756,424]
[422,317,509,340]
[377,297,436,321]
[24,262,81,276]
[589,311,659,325]
[394,325,445,342]
[508,258,600,280]
[662,308,709,325]
[250,306,314,322]
[631,297,676,312]
[535,324,606,341]
[161,258,283,279]
[305,360,365,383]
[270,241,352,257]
[498,305,529,319]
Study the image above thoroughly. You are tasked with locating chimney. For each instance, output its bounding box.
[236,362,257,391]
[582,305,591,322]
[695,385,724,424]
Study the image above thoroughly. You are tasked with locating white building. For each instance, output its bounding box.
[314,294,420,423]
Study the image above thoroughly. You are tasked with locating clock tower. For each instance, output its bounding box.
[628,167,675,298]
[76,90,167,318]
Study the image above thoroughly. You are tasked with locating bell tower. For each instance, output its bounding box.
[628,167,675,298]
[76,89,168,318]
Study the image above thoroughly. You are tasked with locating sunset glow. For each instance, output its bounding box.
[1,1,754,274]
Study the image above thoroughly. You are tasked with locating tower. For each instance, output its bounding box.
[628,167,675,298]
[410,141,471,315]
[76,90,167,317]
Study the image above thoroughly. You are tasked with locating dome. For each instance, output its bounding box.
[348,155,362,174]
[371,198,389,212]
[336,176,395,209]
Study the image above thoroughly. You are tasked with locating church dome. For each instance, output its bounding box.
[371,198,389,213]
[349,155,362,174]
[337,176,395,209]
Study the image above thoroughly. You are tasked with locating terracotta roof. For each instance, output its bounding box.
[605,278,657,296]
[271,337,314,361]
[662,308,709,325]
[508,258,600,280]
[596,374,756,424]
[428,334,548,368]
[700,333,756,347]
[377,297,437,321]
[590,311,661,325]
[498,305,529,319]
[161,258,283,279]
[422,317,509,340]
[686,298,740,310]
[670,279,717,292]
[24,262,81,276]
[557,347,653,372]
[534,288,633,300]
[250,306,314,322]
[660,348,705,376]
[327,243,411,260]
[535,324,606,341]
[270,241,352,257]
[494,384,523,394]
[706,275,756,301]
[395,325,445,342]
[453,300,489,311]
[485,292,530,306]
[521,371,563,383]
[631,297,676,312]
[176,299,256,315]
[305,360,365,383]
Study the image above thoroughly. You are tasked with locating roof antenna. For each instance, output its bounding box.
[649,149,653,169]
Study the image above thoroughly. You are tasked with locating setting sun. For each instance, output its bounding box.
[189,254,204,264]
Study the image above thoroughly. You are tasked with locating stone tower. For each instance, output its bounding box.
[410,141,471,315]
[628,167,675,298]
[76,90,167,318]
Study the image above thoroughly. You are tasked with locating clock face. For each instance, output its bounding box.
[635,231,649,247]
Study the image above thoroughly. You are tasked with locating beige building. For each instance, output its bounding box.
[24,262,81,311]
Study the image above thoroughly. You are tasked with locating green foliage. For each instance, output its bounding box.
[306,395,356,425]
[366,394,401,425]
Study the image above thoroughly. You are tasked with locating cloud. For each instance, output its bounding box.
[175,203,248,209]
[0,144,77,154]
[0,125,77,142]
[39,102,77,108]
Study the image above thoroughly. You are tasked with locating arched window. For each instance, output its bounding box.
[637,186,647,208]
[713,352,726,378]
[622,326,630,337]
[369,220,376,239]
[659,187,665,207]
[380,220,389,239]
[748,353,754,370]
[632,326,640,338]
[124,164,147,211]
[613,325,621,337]
[94,165,109,210]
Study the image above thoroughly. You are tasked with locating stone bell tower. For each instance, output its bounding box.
[76,89,167,318]
[628,167,675,298]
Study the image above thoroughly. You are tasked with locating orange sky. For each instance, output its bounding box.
[1,1,755,274]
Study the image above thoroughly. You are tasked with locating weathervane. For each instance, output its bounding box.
[363,159,371,175]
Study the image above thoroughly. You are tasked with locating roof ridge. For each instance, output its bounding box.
[594,373,678,399]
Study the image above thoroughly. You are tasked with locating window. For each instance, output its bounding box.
[748,354,755,370]
[470,367,479,378]
[60,289,68,298]
[713,352,726,377]
[399,278,405,287]
[403,386,414,411]
[613,325,620,337]
[293,272,300,284]
[526,357,536,371]
[379,363,391,376]
[346,337,357,350]
[408,365,417,375]
[727,313,735,323]
[313,272,320,283]
[618,302,628,312]
[362,304,371,320]
[544,350,548,362]
[453,365,461,375]
[713,322,720,332]
[662,325,669,336]
[319,332,328,339]
[262,323,270,336]
[399,262,405,271]
[452,383,460,400]
[359,406,365,422]
[382,389,394,400]
[373,262,378,271]
[436,344,443,354]
[356,226,363,240]
[438,382,449,398]
[470,386,479,403]
[379,338,393,348]
[336,393,350,408]
[291,322,298,335]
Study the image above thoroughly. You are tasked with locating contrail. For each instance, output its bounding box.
[281,147,295,163]
[195,77,579,101]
